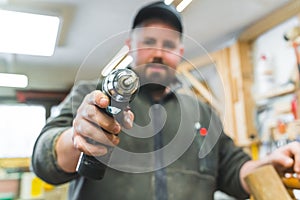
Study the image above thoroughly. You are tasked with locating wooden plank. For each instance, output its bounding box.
[239,0,300,42]
[229,43,249,143]
[244,165,292,200]
[0,158,30,169]
[237,42,257,139]
[178,55,214,71]
[213,48,237,140]
[180,69,222,112]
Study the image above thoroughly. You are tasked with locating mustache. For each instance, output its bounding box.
[152,57,163,64]
[145,58,168,69]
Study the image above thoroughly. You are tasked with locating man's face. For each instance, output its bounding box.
[127,21,184,87]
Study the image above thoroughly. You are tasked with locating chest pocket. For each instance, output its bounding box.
[196,128,219,177]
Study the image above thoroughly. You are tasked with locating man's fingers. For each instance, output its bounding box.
[83,105,121,134]
[73,119,120,146]
[288,142,300,173]
[272,142,300,174]
[79,97,121,135]
[122,110,134,129]
[86,90,110,108]
[73,135,108,156]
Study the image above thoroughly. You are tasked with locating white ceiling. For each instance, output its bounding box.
[0,0,292,97]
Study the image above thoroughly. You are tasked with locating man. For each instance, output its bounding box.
[32,1,300,199]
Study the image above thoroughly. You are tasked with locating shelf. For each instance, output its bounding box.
[255,82,296,101]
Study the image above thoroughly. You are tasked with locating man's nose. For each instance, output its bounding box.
[153,47,163,58]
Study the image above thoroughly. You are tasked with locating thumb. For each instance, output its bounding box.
[117,110,134,129]
[123,110,134,129]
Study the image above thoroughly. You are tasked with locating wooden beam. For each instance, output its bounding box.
[213,48,237,140]
[239,0,300,42]
[235,42,257,138]
[245,165,293,200]
[0,158,30,169]
[180,69,222,112]
[178,54,215,71]
[16,90,68,102]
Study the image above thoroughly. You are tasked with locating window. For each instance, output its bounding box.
[0,105,45,158]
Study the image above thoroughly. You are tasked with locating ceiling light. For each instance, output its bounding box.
[0,73,28,88]
[176,0,193,12]
[0,10,60,56]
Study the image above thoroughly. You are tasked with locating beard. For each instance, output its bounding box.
[134,63,175,91]
[139,82,166,94]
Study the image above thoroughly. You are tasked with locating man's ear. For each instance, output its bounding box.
[179,45,184,57]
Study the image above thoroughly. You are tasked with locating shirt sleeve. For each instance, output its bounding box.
[217,132,251,199]
[31,80,98,185]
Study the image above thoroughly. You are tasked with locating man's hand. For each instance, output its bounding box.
[240,141,300,193]
[72,90,134,156]
[265,141,300,178]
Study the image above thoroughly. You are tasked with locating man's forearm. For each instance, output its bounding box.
[239,159,270,193]
[56,128,81,173]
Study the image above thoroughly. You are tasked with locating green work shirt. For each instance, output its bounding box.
[31,80,251,200]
